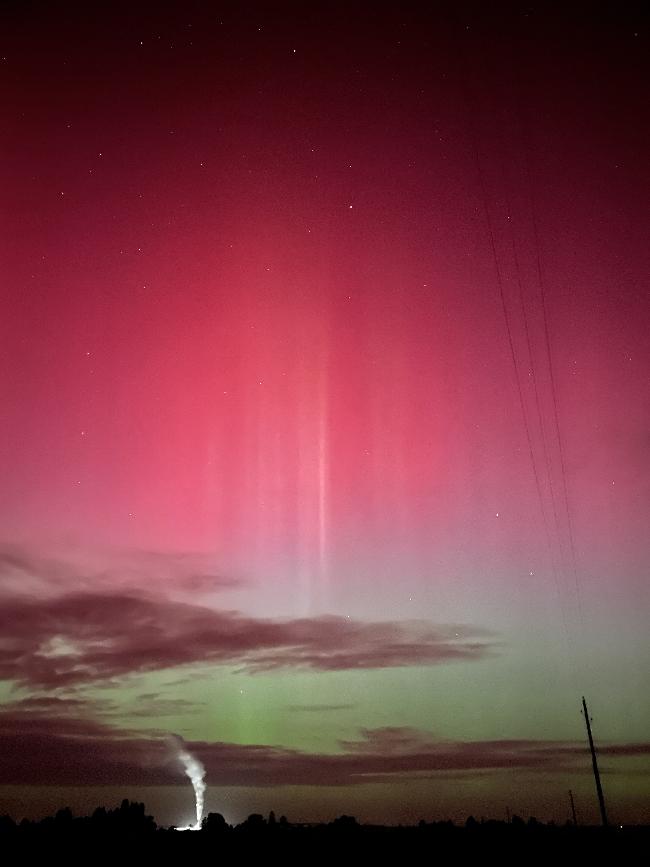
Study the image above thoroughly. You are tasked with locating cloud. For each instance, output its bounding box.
[0,591,493,687]
[0,708,647,788]
[125,695,207,719]
[287,704,356,713]
[0,704,165,787]
[0,541,237,599]
[0,543,495,688]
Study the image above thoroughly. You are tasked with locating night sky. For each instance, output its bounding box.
[1,1,648,827]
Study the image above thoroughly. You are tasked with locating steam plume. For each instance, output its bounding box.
[170,734,206,828]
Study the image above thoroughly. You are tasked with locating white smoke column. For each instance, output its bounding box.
[170,734,206,828]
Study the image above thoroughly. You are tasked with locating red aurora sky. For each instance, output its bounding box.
[1,2,648,827]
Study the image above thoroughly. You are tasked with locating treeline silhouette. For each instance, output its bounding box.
[0,800,156,835]
[1,800,647,856]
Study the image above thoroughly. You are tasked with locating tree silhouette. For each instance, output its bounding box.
[202,812,229,833]
[238,813,266,833]
[331,815,359,831]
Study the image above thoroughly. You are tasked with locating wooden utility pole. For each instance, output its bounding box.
[568,789,578,826]
[582,696,608,827]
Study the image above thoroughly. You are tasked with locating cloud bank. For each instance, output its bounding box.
[0,542,495,688]
[0,703,647,788]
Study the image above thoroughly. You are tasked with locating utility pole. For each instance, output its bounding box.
[568,789,578,826]
[582,696,608,827]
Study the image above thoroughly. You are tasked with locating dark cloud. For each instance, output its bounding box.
[0,708,647,788]
[0,706,165,786]
[0,590,493,687]
[126,695,207,718]
[0,544,495,688]
[287,704,356,713]
[0,541,238,599]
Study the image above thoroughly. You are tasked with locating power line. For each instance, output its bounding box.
[451,10,581,667]
[521,137,585,624]
[473,142,576,649]
[500,160,566,570]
